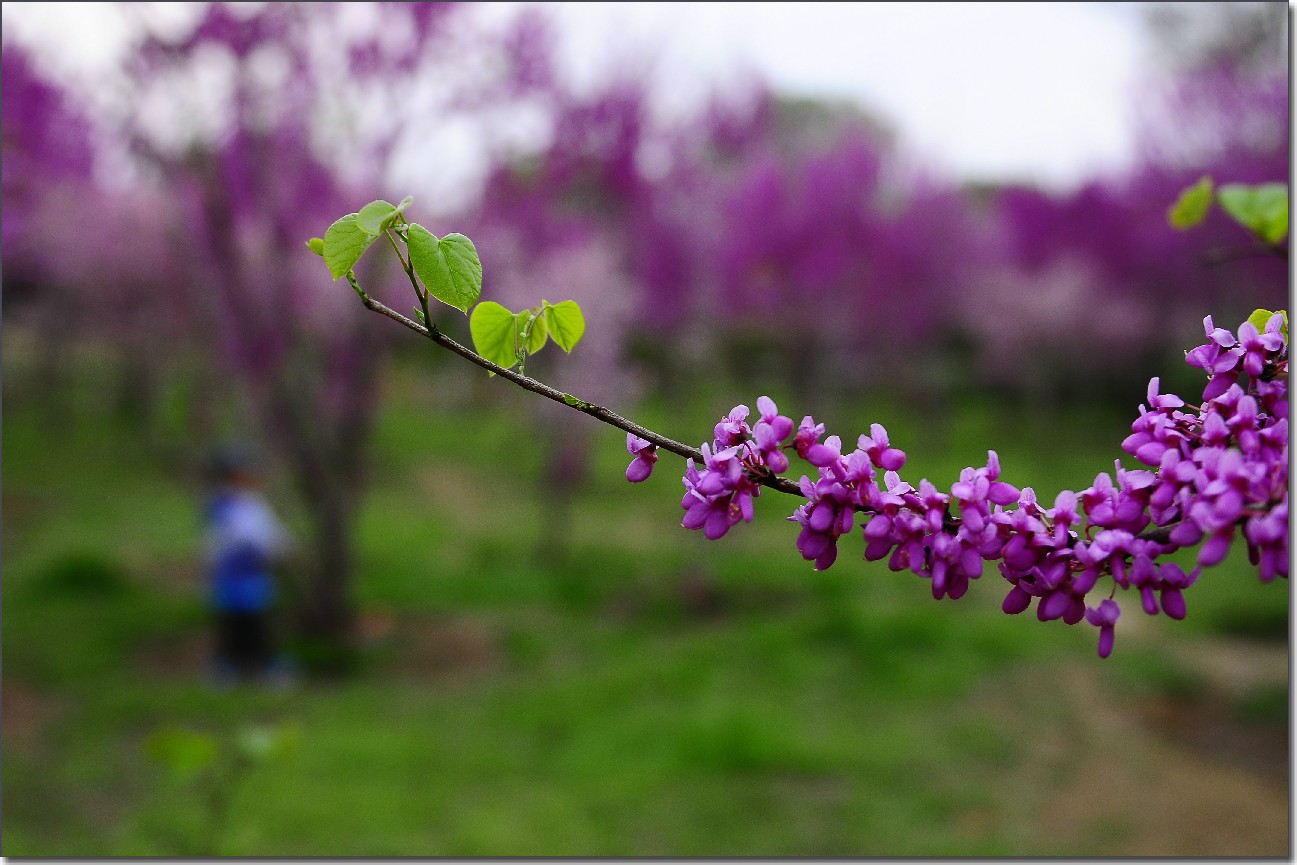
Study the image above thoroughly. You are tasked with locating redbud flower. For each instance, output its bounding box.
[793,416,826,460]
[1237,319,1285,377]
[713,405,751,448]
[1085,599,1121,659]
[625,433,658,483]
[652,319,1287,661]
[860,423,906,471]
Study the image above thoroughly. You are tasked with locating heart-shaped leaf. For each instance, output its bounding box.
[408,225,483,313]
[322,213,379,279]
[1168,176,1213,230]
[354,196,415,235]
[469,301,519,369]
[355,199,397,235]
[542,300,586,353]
[1218,182,1288,245]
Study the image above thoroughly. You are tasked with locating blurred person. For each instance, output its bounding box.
[202,443,296,688]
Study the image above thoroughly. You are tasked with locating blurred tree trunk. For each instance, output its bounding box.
[34,286,72,431]
[299,491,357,649]
[258,342,379,670]
[534,417,589,566]
[114,350,161,433]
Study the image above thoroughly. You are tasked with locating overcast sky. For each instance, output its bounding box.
[509,1,1151,188]
[1,2,1189,190]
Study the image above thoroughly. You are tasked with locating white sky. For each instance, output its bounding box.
[0,1,1214,190]
[509,1,1150,188]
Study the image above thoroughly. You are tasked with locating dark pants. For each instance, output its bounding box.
[215,610,275,675]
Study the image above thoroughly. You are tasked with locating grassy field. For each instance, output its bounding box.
[2,351,1288,856]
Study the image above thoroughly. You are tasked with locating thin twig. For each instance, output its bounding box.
[358,293,805,497]
[357,287,1204,546]
[1202,243,1289,267]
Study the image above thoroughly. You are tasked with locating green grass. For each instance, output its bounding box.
[2,354,1287,857]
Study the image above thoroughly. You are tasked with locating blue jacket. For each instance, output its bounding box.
[205,489,289,612]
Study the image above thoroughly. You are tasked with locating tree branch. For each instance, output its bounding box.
[355,292,804,496]
[1201,242,1289,266]
[355,287,1203,547]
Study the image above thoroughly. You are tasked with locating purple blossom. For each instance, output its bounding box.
[658,319,1286,658]
[752,396,795,473]
[1237,317,1285,377]
[713,404,751,448]
[757,396,794,439]
[1185,316,1244,400]
[625,433,658,483]
[793,416,826,461]
[788,473,854,571]
[804,433,843,469]
[1156,562,1200,620]
[681,442,759,541]
[860,423,906,471]
[751,422,790,474]
[1085,599,1121,659]
[1245,494,1289,582]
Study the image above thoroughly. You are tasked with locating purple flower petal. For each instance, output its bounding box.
[626,457,653,483]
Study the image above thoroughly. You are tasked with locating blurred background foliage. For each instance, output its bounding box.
[1,1,1288,857]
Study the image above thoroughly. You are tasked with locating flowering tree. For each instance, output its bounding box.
[0,46,95,285]
[1,3,574,657]
[460,50,1285,409]
[3,46,107,416]
[115,3,597,653]
[105,5,411,651]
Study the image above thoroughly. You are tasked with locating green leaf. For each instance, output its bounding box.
[1168,176,1213,230]
[322,214,379,279]
[469,301,519,369]
[1247,308,1288,341]
[542,300,586,353]
[356,199,399,235]
[517,308,548,355]
[144,727,218,779]
[1218,183,1289,245]
[407,225,483,313]
[306,237,325,256]
[1257,190,1288,245]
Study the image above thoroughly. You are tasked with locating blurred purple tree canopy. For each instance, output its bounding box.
[2,2,1287,658]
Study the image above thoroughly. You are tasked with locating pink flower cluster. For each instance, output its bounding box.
[679,397,794,540]
[625,313,1288,658]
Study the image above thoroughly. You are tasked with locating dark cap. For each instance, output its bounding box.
[205,441,262,484]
